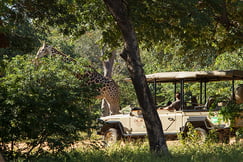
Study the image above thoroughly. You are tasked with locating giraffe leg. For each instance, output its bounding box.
[101,99,111,116]
[109,102,120,115]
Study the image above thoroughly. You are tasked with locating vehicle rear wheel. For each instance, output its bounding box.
[217,129,230,144]
[104,128,119,145]
[194,127,207,142]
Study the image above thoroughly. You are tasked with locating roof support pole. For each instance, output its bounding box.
[180,79,184,110]
[174,82,177,101]
[204,81,207,104]
[200,80,203,104]
[232,77,235,101]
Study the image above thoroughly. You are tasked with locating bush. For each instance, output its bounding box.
[0,55,99,160]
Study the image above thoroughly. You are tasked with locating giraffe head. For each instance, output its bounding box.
[35,42,52,59]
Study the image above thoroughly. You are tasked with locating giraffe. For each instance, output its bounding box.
[35,42,120,115]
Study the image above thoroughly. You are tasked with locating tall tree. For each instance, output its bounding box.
[102,0,169,154]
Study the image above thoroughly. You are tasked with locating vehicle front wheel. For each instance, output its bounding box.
[104,128,120,145]
[194,127,207,142]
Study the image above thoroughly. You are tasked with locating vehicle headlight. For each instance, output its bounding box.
[97,118,106,125]
[96,118,107,130]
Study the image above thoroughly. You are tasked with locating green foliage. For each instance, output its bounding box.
[219,100,241,123]
[119,80,138,107]
[205,93,243,125]
[2,0,242,63]
[235,128,243,141]
[214,50,243,70]
[0,1,42,57]
[0,24,40,57]
[72,31,103,68]
[178,123,219,145]
[0,55,99,160]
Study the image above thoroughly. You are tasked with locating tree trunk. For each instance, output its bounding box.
[102,50,115,78]
[0,21,9,48]
[101,50,116,116]
[103,0,169,154]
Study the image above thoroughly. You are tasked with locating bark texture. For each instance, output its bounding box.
[103,0,169,154]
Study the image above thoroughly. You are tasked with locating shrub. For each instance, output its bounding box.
[0,55,99,160]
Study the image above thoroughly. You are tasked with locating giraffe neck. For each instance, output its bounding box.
[49,47,76,62]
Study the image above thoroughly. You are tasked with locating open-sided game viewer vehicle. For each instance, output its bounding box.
[97,70,243,144]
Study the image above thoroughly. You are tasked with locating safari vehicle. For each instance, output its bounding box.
[97,70,243,143]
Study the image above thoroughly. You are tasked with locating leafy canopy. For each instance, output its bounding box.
[2,0,242,55]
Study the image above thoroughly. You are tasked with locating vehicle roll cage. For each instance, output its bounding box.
[146,70,243,109]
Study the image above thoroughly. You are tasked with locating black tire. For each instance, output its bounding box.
[195,127,207,142]
[104,128,119,145]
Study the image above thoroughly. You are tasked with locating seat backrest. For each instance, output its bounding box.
[205,97,215,109]
[191,96,198,107]
[235,84,243,104]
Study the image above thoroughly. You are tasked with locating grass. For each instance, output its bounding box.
[18,140,243,162]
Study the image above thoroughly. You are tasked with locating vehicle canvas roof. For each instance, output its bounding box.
[125,70,243,83]
[146,70,243,83]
